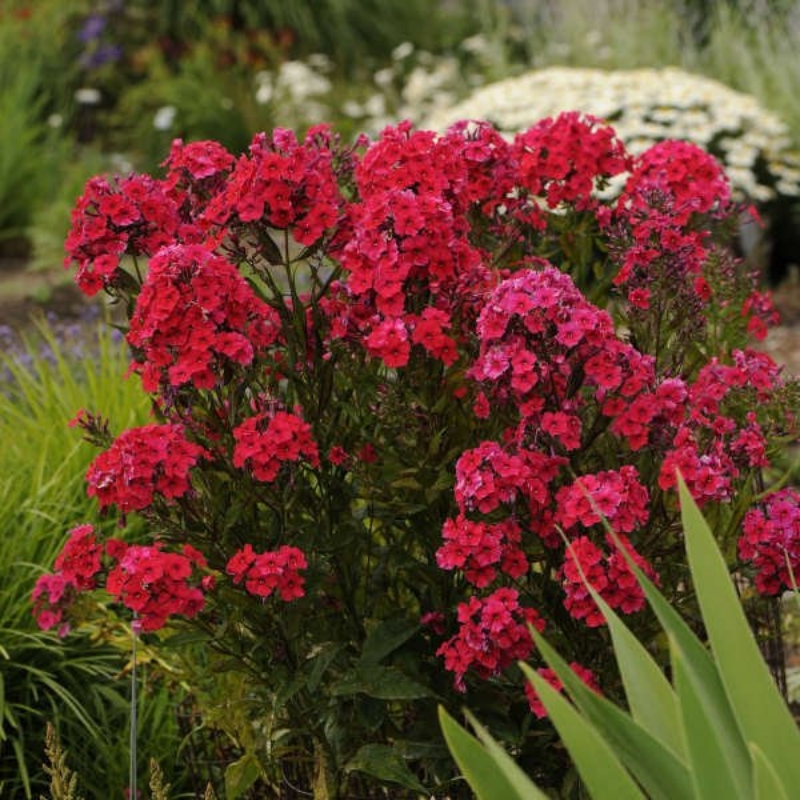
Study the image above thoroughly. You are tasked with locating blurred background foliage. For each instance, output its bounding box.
[2,0,800,796]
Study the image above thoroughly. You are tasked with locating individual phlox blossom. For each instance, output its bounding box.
[226,543,308,601]
[86,424,209,513]
[65,173,185,296]
[436,588,545,692]
[436,516,528,587]
[554,466,650,534]
[31,523,103,634]
[105,541,208,631]
[525,662,602,719]
[127,244,281,392]
[512,111,630,212]
[560,534,656,626]
[658,426,736,506]
[738,488,800,595]
[202,126,342,246]
[233,410,320,483]
[621,139,732,223]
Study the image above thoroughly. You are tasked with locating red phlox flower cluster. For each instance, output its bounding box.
[452,439,566,519]
[560,534,656,626]
[525,662,602,719]
[470,262,652,421]
[436,588,545,691]
[233,409,320,482]
[436,516,528,587]
[739,488,800,595]
[65,173,187,296]
[554,466,650,534]
[161,138,236,220]
[203,126,342,246]
[127,244,281,391]
[226,543,308,601]
[105,540,208,631]
[86,423,210,513]
[512,111,630,212]
[611,141,731,311]
[32,524,103,635]
[621,140,731,223]
[659,349,789,504]
[337,122,494,368]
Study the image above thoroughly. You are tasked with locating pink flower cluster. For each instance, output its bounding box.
[86,423,209,513]
[105,540,209,631]
[232,409,320,482]
[554,467,650,534]
[560,534,656,627]
[436,588,545,692]
[32,525,210,633]
[32,524,103,635]
[225,543,308,601]
[739,488,800,595]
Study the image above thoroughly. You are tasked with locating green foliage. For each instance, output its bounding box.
[441,477,800,799]
[0,317,160,797]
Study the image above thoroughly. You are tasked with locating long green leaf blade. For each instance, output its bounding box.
[524,669,646,800]
[526,638,694,800]
[438,707,544,800]
[672,638,748,800]
[678,477,800,789]
[584,578,684,758]
[750,744,790,800]
[605,528,752,795]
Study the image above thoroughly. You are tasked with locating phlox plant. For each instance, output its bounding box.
[32,113,799,797]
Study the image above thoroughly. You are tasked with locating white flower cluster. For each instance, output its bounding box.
[255,56,333,126]
[424,66,800,203]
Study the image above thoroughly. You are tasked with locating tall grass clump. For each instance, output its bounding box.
[0,313,188,797]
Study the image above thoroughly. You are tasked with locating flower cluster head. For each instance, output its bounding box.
[512,111,630,212]
[105,540,209,631]
[225,544,308,601]
[436,588,545,692]
[203,126,342,247]
[32,524,104,635]
[32,527,210,634]
[127,244,280,392]
[64,173,187,296]
[560,534,657,627]
[739,488,800,595]
[233,409,320,482]
[555,467,650,535]
[470,262,653,422]
[525,662,602,719]
[86,423,209,513]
